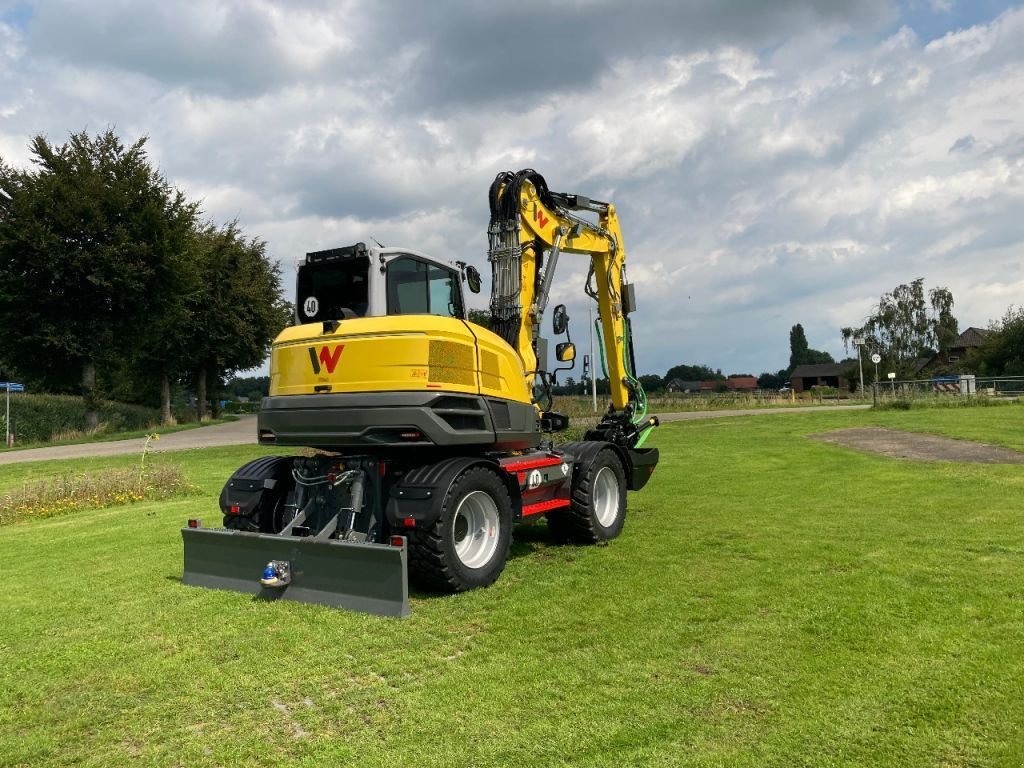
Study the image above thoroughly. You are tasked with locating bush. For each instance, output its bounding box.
[4,393,160,443]
[0,462,196,526]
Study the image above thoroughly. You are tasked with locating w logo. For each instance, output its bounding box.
[534,208,549,229]
[308,344,344,375]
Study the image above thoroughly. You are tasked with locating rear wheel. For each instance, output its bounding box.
[547,448,627,543]
[408,466,513,592]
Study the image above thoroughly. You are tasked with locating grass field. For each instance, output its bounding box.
[2,406,1024,766]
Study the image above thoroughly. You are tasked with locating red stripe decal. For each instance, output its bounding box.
[503,457,563,473]
[522,498,571,517]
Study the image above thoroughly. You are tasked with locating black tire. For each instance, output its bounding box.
[222,489,286,532]
[408,466,513,592]
[547,449,627,543]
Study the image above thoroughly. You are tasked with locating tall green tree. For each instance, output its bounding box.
[841,278,957,378]
[0,130,197,427]
[968,307,1024,376]
[789,324,809,371]
[187,222,291,419]
[788,323,834,371]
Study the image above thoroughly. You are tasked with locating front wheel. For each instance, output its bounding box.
[408,466,513,592]
[547,448,627,543]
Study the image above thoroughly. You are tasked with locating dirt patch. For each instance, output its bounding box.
[809,427,1024,464]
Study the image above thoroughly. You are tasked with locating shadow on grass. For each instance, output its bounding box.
[168,518,582,606]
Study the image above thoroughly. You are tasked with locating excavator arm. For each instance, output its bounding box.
[487,170,657,449]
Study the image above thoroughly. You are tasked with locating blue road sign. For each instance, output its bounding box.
[0,382,24,392]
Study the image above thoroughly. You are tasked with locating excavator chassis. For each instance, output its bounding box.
[180,443,658,618]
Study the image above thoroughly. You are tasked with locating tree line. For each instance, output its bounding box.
[554,272,1023,396]
[0,130,291,426]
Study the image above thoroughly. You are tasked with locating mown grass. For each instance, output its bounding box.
[2,408,1024,766]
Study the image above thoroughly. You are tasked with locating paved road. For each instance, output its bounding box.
[0,416,259,466]
[0,405,870,466]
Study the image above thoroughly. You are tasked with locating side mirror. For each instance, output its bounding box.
[465,265,482,294]
[556,342,576,363]
[552,304,569,335]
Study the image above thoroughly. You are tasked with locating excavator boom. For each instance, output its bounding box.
[487,170,655,447]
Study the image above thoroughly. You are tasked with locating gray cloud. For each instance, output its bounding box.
[0,1,1022,378]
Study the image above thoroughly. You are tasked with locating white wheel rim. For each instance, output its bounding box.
[593,467,620,527]
[452,490,500,569]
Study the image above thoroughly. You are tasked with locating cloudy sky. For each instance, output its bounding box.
[1,0,1022,378]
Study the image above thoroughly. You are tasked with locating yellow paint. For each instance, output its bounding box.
[514,181,632,412]
[269,315,531,405]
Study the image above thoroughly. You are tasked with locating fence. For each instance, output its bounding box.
[871,375,1024,404]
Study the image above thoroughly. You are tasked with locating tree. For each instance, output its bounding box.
[186,223,292,419]
[0,130,198,428]
[789,324,809,372]
[841,278,957,379]
[664,363,723,383]
[789,323,834,371]
[968,307,1024,376]
[226,375,271,399]
[638,374,663,393]
[757,370,789,390]
[467,308,492,329]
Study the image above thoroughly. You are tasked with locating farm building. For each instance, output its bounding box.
[790,363,851,393]
[918,327,990,374]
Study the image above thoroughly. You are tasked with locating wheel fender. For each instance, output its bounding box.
[386,456,504,529]
[558,440,626,488]
[558,441,655,491]
[219,456,293,530]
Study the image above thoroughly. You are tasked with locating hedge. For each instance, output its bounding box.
[3,393,161,443]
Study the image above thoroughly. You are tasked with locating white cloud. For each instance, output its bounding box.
[0,1,1022,377]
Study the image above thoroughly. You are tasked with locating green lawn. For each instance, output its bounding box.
[2,407,1024,766]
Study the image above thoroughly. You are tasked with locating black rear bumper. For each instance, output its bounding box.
[258,391,538,451]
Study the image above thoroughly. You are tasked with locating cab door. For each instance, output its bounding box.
[384,255,465,320]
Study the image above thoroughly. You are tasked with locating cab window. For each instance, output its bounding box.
[387,257,462,317]
[296,257,370,322]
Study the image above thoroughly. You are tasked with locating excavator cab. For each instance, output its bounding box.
[295,243,467,324]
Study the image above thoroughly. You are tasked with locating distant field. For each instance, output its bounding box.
[557,391,866,417]
[2,406,1024,766]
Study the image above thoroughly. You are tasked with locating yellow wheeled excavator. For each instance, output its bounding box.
[182,170,659,616]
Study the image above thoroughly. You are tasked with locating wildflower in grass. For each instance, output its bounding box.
[0,463,196,526]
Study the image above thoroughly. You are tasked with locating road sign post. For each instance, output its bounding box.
[0,382,25,447]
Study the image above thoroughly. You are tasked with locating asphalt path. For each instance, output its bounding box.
[0,405,870,466]
[0,416,260,466]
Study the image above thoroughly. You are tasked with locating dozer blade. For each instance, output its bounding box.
[181,527,410,618]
